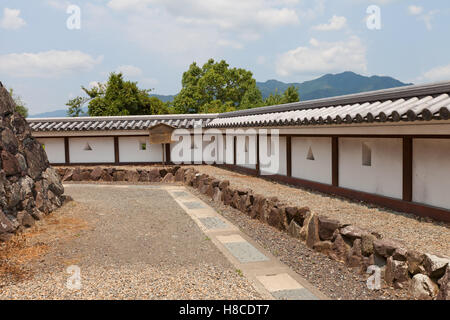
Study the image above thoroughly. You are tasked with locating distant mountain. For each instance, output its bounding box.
[29,72,411,118]
[256,71,412,101]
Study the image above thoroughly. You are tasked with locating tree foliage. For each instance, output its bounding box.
[172,59,262,114]
[67,73,168,117]
[9,88,29,117]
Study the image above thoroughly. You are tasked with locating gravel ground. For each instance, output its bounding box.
[0,185,262,300]
[189,187,410,300]
[193,165,450,257]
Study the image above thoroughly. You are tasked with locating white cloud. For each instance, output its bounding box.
[217,39,243,49]
[312,15,347,31]
[256,56,266,65]
[422,64,450,82]
[276,36,367,77]
[116,65,143,77]
[408,5,423,15]
[0,50,103,78]
[0,8,26,30]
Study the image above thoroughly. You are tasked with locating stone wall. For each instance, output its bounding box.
[0,85,65,242]
[56,165,449,300]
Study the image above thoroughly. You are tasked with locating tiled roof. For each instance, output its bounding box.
[28,114,218,132]
[208,81,450,128]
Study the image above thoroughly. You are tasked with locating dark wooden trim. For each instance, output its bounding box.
[114,136,120,164]
[403,137,413,202]
[256,133,260,176]
[165,143,171,164]
[64,137,70,165]
[217,164,259,177]
[332,136,339,187]
[52,162,171,166]
[233,136,237,165]
[215,164,450,223]
[281,134,450,139]
[286,136,292,177]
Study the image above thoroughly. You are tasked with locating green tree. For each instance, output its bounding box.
[67,73,168,117]
[172,59,263,114]
[67,96,88,117]
[9,88,29,117]
[263,85,300,106]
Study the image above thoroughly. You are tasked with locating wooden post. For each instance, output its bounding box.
[256,133,260,176]
[332,136,339,187]
[403,137,413,202]
[233,136,237,165]
[114,136,120,164]
[64,137,70,165]
[286,136,292,177]
[165,143,171,164]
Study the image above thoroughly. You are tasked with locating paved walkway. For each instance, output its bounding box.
[0,184,323,300]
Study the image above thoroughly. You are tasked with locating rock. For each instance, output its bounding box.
[90,167,103,181]
[331,234,351,263]
[42,167,64,196]
[347,239,363,268]
[62,168,74,181]
[406,251,426,275]
[340,225,366,241]
[410,274,439,300]
[212,187,222,202]
[162,173,175,183]
[218,180,230,190]
[313,241,333,255]
[148,168,161,182]
[1,150,20,176]
[385,256,410,288]
[175,168,185,181]
[437,266,450,300]
[361,233,376,257]
[285,206,309,226]
[392,247,408,261]
[17,211,35,228]
[318,216,341,241]
[302,212,320,248]
[267,207,285,231]
[100,171,113,182]
[0,209,15,233]
[1,127,19,154]
[23,138,49,179]
[124,170,140,182]
[423,254,450,279]
[373,239,401,257]
[288,220,302,239]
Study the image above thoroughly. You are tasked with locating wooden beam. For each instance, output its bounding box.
[403,137,413,202]
[233,136,237,165]
[64,137,70,164]
[286,136,292,177]
[332,136,339,187]
[114,136,120,164]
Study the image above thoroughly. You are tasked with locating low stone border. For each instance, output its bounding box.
[56,165,450,300]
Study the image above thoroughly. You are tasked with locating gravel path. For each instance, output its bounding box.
[0,185,262,300]
[189,187,410,300]
[194,165,450,257]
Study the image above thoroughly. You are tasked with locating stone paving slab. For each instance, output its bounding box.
[272,288,319,300]
[222,242,270,263]
[198,217,229,230]
[183,201,206,209]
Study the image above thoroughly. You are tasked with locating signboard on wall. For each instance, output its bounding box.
[148,123,175,144]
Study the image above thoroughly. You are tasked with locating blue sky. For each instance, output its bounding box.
[0,0,449,115]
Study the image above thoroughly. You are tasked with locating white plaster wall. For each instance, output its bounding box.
[69,137,115,163]
[37,138,65,164]
[260,136,287,176]
[339,138,403,199]
[291,137,332,184]
[118,136,163,162]
[236,135,257,170]
[413,139,450,209]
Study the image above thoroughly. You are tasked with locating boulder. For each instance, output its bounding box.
[162,173,175,183]
[301,212,320,248]
[175,168,185,181]
[318,216,341,241]
[437,266,450,300]
[373,239,401,257]
[288,220,302,239]
[410,274,439,300]
[361,233,376,257]
[313,241,333,255]
[1,150,20,176]
[340,225,366,241]
[285,206,309,226]
[212,187,223,202]
[331,234,351,263]
[42,167,64,196]
[267,207,285,231]
[423,254,450,279]
[406,251,426,275]
[347,239,363,268]
[62,168,74,181]
[90,167,103,181]
[218,180,230,190]
[385,256,410,288]
[100,171,113,182]
[148,168,161,182]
